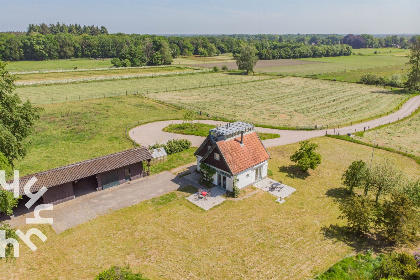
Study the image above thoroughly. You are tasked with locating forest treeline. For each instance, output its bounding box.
[0,23,417,65]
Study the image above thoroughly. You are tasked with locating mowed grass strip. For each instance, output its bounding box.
[2,137,419,280]
[256,51,408,76]
[15,73,266,105]
[6,58,113,72]
[15,66,195,83]
[14,96,183,176]
[148,77,407,127]
[356,110,420,157]
[317,64,409,83]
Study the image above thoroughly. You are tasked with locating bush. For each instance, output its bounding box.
[95,265,148,280]
[374,253,420,280]
[360,73,379,85]
[213,66,220,72]
[339,195,374,234]
[111,58,122,67]
[149,139,191,155]
[221,65,228,71]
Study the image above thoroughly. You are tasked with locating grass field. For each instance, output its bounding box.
[6,58,113,72]
[2,137,419,280]
[355,110,420,157]
[148,77,407,127]
[316,64,409,83]
[256,53,408,76]
[14,66,195,83]
[13,96,184,176]
[15,73,267,105]
[173,53,235,65]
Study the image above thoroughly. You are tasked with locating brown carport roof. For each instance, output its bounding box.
[10,147,152,195]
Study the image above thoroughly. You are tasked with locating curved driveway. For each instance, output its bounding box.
[129,95,420,148]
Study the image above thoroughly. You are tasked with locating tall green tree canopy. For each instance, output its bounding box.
[0,61,40,164]
[234,45,259,75]
[407,36,420,91]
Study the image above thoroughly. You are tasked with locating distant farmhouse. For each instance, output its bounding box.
[10,147,152,206]
[195,122,270,192]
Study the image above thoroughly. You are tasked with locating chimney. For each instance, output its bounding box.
[240,131,244,144]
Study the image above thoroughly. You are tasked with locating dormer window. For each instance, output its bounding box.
[214,153,220,161]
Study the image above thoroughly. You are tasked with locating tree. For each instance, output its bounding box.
[407,36,420,91]
[342,160,367,194]
[339,195,374,234]
[0,61,40,164]
[234,45,258,75]
[290,141,322,172]
[368,161,402,203]
[377,192,419,244]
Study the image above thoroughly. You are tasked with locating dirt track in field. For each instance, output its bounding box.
[191,59,321,70]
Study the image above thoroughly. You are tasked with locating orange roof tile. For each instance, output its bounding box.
[216,132,269,175]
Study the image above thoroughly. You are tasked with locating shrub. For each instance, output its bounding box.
[199,163,216,183]
[149,139,191,155]
[95,265,148,280]
[221,65,228,71]
[111,58,122,67]
[232,176,240,198]
[360,73,379,85]
[374,253,420,280]
[213,66,220,72]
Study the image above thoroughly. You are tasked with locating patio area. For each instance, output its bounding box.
[254,178,296,203]
[183,172,226,211]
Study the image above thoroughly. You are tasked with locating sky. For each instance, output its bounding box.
[1,0,419,35]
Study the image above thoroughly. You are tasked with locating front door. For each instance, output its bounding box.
[222,176,227,189]
[217,173,221,187]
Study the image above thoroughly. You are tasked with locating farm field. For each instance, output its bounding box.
[173,53,235,65]
[355,111,420,157]
[15,73,267,105]
[317,64,409,83]
[187,48,409,76]
[256,53,408,76]
[5,58,113,72]
[14,66,196,84]
[2,137,419,280]
[148,77,408,127]
[13,96,184,176]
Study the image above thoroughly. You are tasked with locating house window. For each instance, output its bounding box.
[246,174,250,178]
[214,153,220,161]
[207,145,211,151]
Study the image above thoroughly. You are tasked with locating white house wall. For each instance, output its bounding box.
[236,161,268,189]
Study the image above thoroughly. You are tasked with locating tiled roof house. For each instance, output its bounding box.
[194,122,270,191]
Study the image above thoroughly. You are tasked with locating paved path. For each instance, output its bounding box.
[8,171,191,233]
[130,95,420,148]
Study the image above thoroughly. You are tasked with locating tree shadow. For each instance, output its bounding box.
[278,165,310,179]
[321,224,395,254]
[325,187,350,202]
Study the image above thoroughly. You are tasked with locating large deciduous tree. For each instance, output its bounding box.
[407,36,420,91]
[234,45,258,75]
[0,61,40,164]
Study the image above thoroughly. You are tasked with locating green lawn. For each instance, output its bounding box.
[148,148,197,174]
[14,96,183,176]
[15,72,267,105]
[256,50,409,76]
[163,123,280,140]
[6,58,113,72]
[2,137,419,280]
